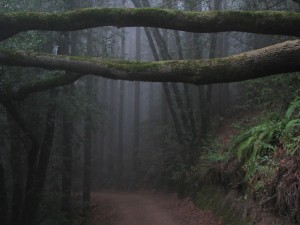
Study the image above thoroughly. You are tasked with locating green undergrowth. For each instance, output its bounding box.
[195,185,250,225]
[195,96,300,223]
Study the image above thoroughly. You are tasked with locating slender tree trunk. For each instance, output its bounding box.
[133,26,141,171]
[0,153,8,225]
[133,0,181,139]
[59,2,73,217]
[173,30,197,144]
[82,78,92,206]
[61,85,73,224]
[107,79,116,182]
[117,80,125,186]
[117,25,126,186]
[82,26,94,206]
[97,78,107,181]
[8,115,23,225]
[201,0,221,136]
[149,83,154,122]
[60,1,77,213]
[161,85,168,125]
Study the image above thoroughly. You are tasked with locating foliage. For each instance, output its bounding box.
[230,97,300,166]
[220,97,300,221]
[191,97,300,223]
[240,73,300,109]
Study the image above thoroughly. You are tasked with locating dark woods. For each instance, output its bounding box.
[0,0,300,225]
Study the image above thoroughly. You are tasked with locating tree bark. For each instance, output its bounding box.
[8,115,23,225]
[117,25,126,186]
[0,153,8,225]
[1,40,300,91]
[107,79,116,182]
[117,80,124,185]
[22,90,56,225]
[132,24,141,172]
[82,77,92,207]
[1,8,300,41]
[60,4,74,219]
[82,26,94,207]
[61,85,73,224]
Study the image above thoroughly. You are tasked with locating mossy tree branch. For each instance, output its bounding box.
[1,40,300,99]
[0,8,300,41]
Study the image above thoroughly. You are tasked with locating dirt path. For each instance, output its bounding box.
[89,191,223,225]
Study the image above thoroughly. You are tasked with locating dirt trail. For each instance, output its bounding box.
[89,191,223,225]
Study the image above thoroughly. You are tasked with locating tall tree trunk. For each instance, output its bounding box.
[173,30,197,145]
[61,85,73,224]
[117,80,125,186]
[82,77,92,206]
[0,91,37,225]
[133,26,141,171]
[59,3,73,218]
[22,90,57,225]
[97,78,107,184]
[60,0,78,218]
[132,0,182,140]
[8,115,23,225]
[117,24,126,186]
[0,153,8,225]
[82,26,94,207]
[107,79,116,182]
[201,0,221,136]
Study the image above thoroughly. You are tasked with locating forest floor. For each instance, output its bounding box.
[88,191,224,225]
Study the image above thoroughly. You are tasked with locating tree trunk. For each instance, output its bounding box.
[117,80,125,186]
[201,0,221,136]
[132,26,141,172]
[22,90,56,225]
[97,78,107,184]
[8,114,23,225]
[107,79,116,182]
[61,85,73,224]
[82,25,94,206]
[117,25,126,186]
[82,80,92,206]
[59,0,74,216]
[0,154,8,225]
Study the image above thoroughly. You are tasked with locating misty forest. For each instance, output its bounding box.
[0,0,300,225]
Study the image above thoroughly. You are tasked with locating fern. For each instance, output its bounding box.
[285,96,300,119]
[232,97,300,165]
[226,96,300,191]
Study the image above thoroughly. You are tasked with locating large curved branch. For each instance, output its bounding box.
[0,40,300,94]
[0,8,300,41]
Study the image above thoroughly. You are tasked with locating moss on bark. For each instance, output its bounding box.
[0,8,300,41]
[0,40,300,99]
